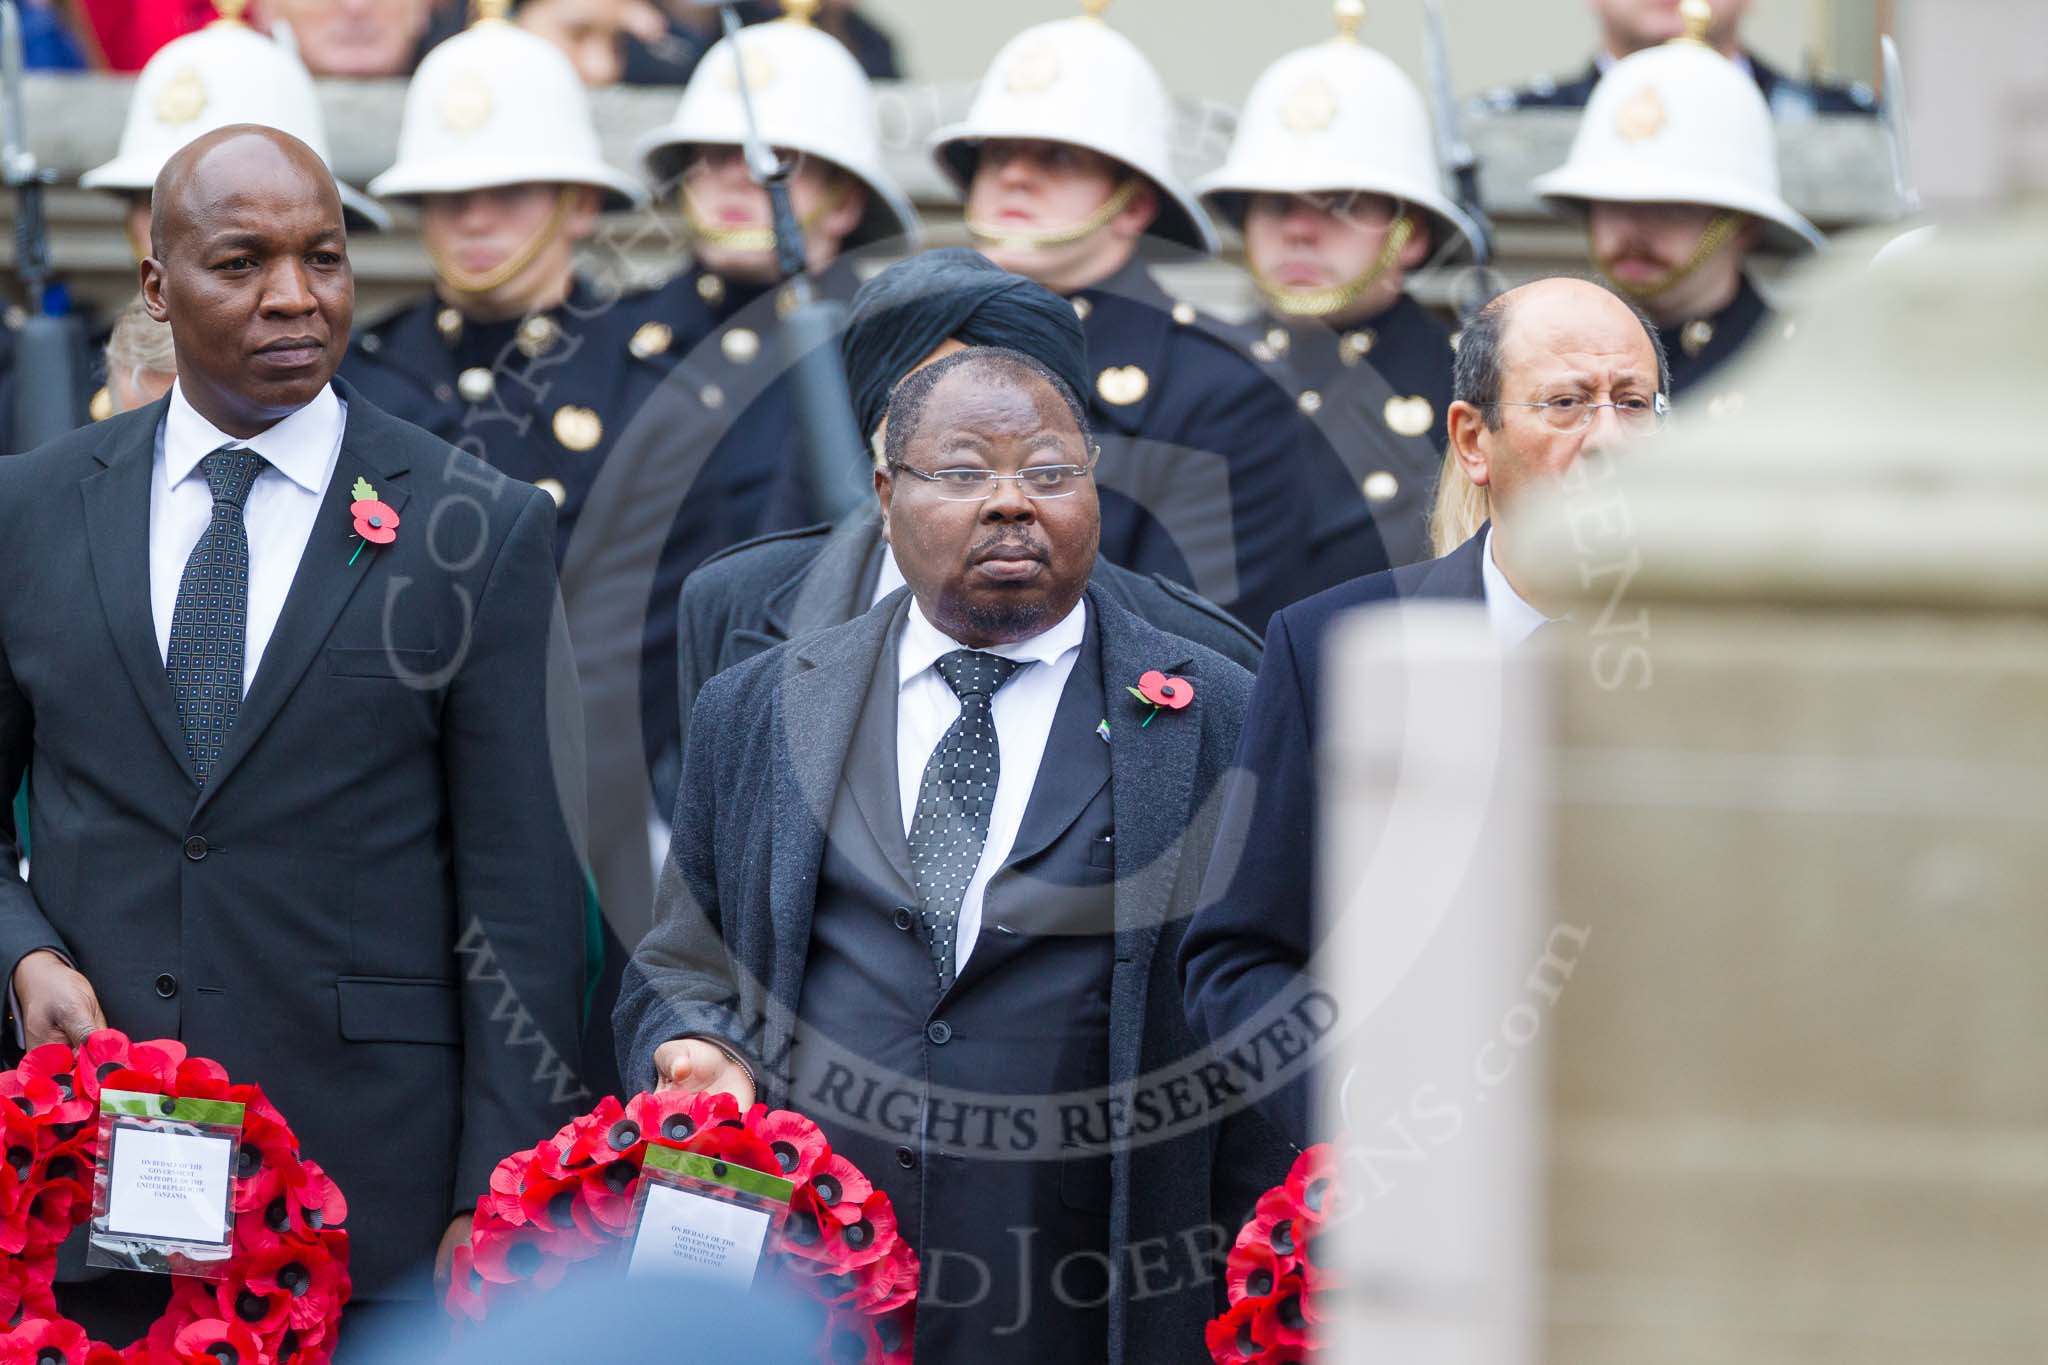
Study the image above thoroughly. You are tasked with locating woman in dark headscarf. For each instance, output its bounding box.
[840,247,1090,450]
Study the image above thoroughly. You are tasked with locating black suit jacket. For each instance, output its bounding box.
[1178,529,1488,1147]
[0,381,590,1298]
[618,586,1289,1363]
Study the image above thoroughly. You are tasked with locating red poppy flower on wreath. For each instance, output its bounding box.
[1207,1143,1339,1365]
[449,1094,919,1358]
[0,1032,350,1365]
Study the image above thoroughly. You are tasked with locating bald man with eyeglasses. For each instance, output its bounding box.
[1178,276,1671,1148]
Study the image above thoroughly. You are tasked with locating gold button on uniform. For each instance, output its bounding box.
[1680,318,1714,357]
[1071,297,1093,323]
[435,307,463,345]
[516,314,561,358]
[1297,390,1322,416]
[457,367,495,403]
[1250,339,1277,364]
[1383,394,1434,437]
[1362,470,1399,503]
[535,477,567,507]
[701,384,725,409]
[1096,365,1148,406]
[552,405,602,451]
[628,321,673,360]
[696,273,726,305]
[1339,329,1376,366]
[721,327,760,365]
[1171,303,1196,326]
[1264,326,1291,357]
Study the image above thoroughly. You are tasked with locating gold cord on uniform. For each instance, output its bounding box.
[1253,214,1415,319]
[678,176,849,252]
[1598,208,1743,301]
[426,185,580,297]
[966,177,1142,253]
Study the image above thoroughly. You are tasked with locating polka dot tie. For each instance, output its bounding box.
[908,650,1024,993]
[166,445,269,785]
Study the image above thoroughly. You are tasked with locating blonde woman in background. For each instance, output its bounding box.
[103,295,177,415]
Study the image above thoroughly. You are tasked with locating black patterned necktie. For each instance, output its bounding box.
[907,649,1024,992]
[166,445,269,784]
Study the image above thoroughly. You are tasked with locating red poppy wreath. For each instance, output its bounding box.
[0,1032,351,1365]
[1206,1144,1339,1365]
[446,1092,916,1364]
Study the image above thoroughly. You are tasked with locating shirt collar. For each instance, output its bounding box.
[899,594,1088,692]
[163,380,344,495]
[1480,526,1553,648]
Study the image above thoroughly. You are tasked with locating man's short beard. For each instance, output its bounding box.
[958,594,1053,644]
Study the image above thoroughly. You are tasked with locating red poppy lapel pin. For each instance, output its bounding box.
[347,476,400,566]
[1126,669,1194,728]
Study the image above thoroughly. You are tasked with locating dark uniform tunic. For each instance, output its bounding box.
[339,278,654,565]
[1478,50,1878,119]
[1066,258,1384,635]
[1666,275,1787,402]
[1240,290,1455,570]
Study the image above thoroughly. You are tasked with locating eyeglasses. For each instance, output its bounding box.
[888,449,1100,502]
[1494,393,1669,435]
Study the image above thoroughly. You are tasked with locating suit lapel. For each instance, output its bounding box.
[842,615,915,893]
[1004,607,1110,869]
[79,397,196,786]
[770,597,906,967]
[1100,591,1200,1071]
[197,391,412,811]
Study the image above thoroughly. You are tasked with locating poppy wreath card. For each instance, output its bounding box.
[0,1031,351,1364]
[1205,1145,1338,1364]
[448,1093,915,1364]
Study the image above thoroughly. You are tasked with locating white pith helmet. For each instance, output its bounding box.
[634,0,921,250]
[369,6,647,212]
[1531,2,1823,254]
[1196,0,1478,262]
[79,0,391,231]
[927,1,1217,255]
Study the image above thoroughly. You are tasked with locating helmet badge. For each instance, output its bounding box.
[439,70,495,134]
[1004,40,1062,95]
[1614,84,1667,142]
[154,67,209,127]
[1282,76,1339,134]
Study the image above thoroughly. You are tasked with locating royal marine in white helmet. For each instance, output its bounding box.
[340,0,649,557]
[1477,0,1877,120]
[927,0,1384,629]
[1533,0,1822,402]
[51,0,389,426]
[1198,0,1477,567]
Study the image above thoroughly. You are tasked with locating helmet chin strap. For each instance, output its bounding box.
[679,178,849,253]
[1252,214,1415,319]
[965,177,1142,253]
[1598,209,1743,302]
[428,186,579,299]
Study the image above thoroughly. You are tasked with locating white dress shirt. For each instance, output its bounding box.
[895,596,1088,975]
[1480,525,1553,648]
[149,381,346,694]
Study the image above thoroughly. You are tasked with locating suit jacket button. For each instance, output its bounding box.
[892,908,914,931]
[154,973,178,999]
[926,1020,952,1045]
[183,836,208,861]
[894,1145,916,1170]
